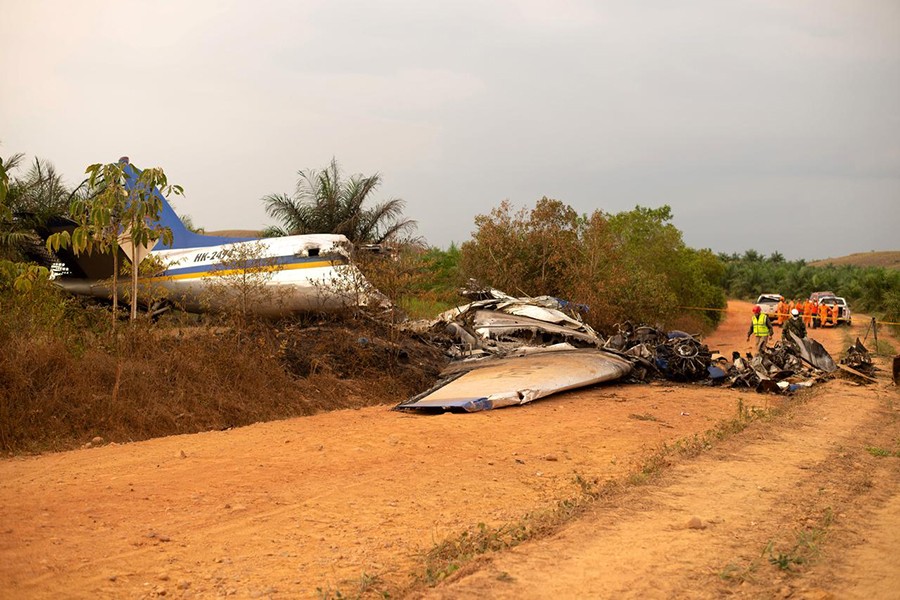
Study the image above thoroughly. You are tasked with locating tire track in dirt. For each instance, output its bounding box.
[0,370,747,598]
[422,318,900,599]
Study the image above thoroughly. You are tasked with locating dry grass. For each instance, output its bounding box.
[0,295,446,454]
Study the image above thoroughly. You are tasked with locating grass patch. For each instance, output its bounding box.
[865,445,900,458]
[398,296,455,320]
[764,525,827,572]
[723,507,834,585]
[718,562,757,584]
[316,571,392,600]
[873,338,897,356]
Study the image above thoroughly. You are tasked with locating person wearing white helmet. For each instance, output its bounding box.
[782,307,807,352]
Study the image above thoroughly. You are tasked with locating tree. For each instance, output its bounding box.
[47,160,182,322]
[1,154,75,261]
[200,241,283,337]
[263,158,416,244]
[461,200,725,331]
[460,197,581,298]
[0,153,18,257]
[0,152,13,205]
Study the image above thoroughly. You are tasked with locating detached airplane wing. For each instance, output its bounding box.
[395,348,633,412]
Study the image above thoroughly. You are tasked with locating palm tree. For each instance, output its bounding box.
[1,154,76,261]
[262,158,416,244]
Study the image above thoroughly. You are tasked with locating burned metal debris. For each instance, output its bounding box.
[842,338,874,373]
[837,338,880,383]
[427,288,603,359]
[720,344,818,393]
[602,322,712,382]
[397,289,631,412]
[397,289,844,412]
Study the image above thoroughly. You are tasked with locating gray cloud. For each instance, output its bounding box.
[1,0,897,260]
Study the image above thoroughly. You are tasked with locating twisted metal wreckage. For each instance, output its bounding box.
[395,289,853,413]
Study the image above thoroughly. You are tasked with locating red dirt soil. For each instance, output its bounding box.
[1,301,897,599]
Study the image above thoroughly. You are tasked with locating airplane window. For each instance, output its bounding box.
[308,248,320,257]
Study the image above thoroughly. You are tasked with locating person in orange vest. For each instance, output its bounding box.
[776,299,786,325]
[801,300,811,327]
[808,300,818,328]
[829,303,839,326]
[819,302,829,328]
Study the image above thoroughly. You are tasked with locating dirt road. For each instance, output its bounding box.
[1,303,897,599]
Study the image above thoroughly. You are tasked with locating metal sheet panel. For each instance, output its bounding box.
[788,331,837,372]
[395,349,633,412]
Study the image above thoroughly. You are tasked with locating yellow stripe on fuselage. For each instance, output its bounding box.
[147,259,347,282]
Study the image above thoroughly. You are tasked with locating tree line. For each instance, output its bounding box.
[3,150,896,334]
[720,251,900,330]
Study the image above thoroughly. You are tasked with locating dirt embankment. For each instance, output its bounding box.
[0,302,897,599]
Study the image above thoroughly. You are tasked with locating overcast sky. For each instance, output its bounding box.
[2,0,898,260]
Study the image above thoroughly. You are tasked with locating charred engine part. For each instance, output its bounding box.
[842,338,874,374]
[654,336,712,381]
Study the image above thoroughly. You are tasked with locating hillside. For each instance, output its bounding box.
[810,250,900,270]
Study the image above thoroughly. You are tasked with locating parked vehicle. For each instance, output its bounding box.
[808,291,836,305]
[820,296,851,325]
[835,297,851,325]
[756,294,784,322]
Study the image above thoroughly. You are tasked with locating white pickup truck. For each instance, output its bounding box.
[756,294,784,323]
[821,296,852,325]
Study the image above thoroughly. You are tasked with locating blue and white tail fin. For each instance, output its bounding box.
[121,157,254,251]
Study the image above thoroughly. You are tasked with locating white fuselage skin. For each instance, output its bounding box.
[55,234,378,316]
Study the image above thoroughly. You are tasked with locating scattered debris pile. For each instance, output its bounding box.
[836,338,880,383]
[397,289,842,413]
[602,322,712,382]
[841,338,874,374]
[720,344,817,394]
[397,289,631,412]
[421,287,603,359]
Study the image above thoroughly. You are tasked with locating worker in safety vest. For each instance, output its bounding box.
[747,305,774,353]
[819,302,829,328]
[807,300,817,328]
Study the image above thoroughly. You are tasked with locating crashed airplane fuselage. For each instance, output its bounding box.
[45,161,378,316]
[53,233,368,316]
